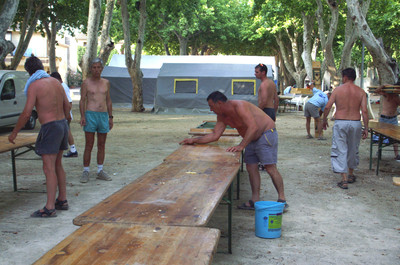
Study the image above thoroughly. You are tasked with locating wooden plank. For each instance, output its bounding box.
[164,144,241,164]
[0,133,37,153]
[33,223,220,265]
[73,160,240,226]
[189,127,240,136]
[369,121,400,141]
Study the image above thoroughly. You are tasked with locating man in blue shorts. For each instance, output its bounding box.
[375,84,400,160]
[79,58,113,183]
[9,56,71,217]
[180,91,288,211]
[304,81,330,140]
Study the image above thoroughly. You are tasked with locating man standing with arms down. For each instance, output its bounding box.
[255,63,279,121]
[9,56,71,217]
[322,68,369,189]
[180,91,288,211]
[80,58,113,183]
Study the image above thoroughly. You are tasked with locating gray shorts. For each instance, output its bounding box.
[304,102,320,118]
[244,129,278,165]
[331,120,361,173]
[35,119,69,155]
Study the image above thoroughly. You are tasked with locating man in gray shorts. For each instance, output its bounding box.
[180,91,287,211]
[9,56,71,217]
[304,82,330,140]
[322,68,368,189]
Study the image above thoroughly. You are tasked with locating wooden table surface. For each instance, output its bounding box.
[164,144,241,164]
[0,132,37,153]
[369,121,400,141]
[73,160,240,227]
[33,223,220,265]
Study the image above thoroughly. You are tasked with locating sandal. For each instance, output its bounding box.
[55,199,69,210]
[237,200,255,210]
[31,207,57,218]
[347,175,356,184]
[337,181,348,189]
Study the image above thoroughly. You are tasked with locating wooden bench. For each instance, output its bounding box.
[33,223,220,265]
[369,121,400,175]
[0,133,37,191]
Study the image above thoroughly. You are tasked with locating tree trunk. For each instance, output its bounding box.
[347,0,397,84]
[301,13,315,81]
[275,32,307,87]
[176,35,188,55]
[43,17,58,73]
[10,0,45,70]
[131,0,147,112]
[0,0,19,69]
[339,0,371,73]
[98,0,115,64]
[316,0,340,87]
[120,0,147,112]
[81,0,101,79]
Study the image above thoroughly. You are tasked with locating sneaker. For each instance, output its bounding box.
[64,150,78,158]
[80,171,89,183]
[97,170,112,181]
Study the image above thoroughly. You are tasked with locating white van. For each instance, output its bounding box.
[0,70,37,129]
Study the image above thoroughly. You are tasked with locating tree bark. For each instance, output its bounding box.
[301,13,315,81]
[347,0,397,84]
[81,0,101,79]
[43,17,58,73]
[121,0,147,112]
[316,0,340,87]
[0,0,19,69]
[10,0,45,70]
[98,0,115,64]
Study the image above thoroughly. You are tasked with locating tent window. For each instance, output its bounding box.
[174,79,198,94]
[231,79,256,95]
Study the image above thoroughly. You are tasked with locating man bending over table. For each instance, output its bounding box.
[180,91,288,211]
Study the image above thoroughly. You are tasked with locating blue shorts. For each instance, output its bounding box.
[263,108,276,121]
[35,119,68,155]
[84,111,109,133]
[379,115,398,125]
[244,129,278,165]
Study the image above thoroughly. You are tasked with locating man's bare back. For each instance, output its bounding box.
[328,82,366,120]
[28,78,69,124]
[218,100,274,139]
[376,86,400,116]
[258,78,278,109]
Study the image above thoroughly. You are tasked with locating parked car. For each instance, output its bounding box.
[0,70,37,129]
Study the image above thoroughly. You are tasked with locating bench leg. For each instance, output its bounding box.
[228,181,232,254]
[376,135,383,175]
[369,131,373,171]
[11,150,17,192]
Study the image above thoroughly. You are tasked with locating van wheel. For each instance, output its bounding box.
[23,114,36,130]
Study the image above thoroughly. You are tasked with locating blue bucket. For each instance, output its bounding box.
[254,201,285,238]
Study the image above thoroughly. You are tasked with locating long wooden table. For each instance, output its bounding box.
[0,133,37,191]
[33,223,220,265]
[188,121,240,137]
[369,121,400,175]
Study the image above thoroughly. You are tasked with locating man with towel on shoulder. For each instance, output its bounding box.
[8,56,71,217]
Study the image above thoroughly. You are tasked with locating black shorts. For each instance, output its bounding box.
[35,119,69,155]
[263,108,276,121]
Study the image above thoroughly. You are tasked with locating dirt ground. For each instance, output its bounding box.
[0,103,399,265]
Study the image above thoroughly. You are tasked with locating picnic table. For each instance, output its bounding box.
[278,95,294,112]
[368,85,400,94]
[369,121,400,175]
[0,132,37,191]
[33,223,220,265]
[74,145,241,253]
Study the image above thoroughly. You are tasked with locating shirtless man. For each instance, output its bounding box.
[322,68,369,189]
[79,58,113,183]
[255,63,279,121]
[9,56,71,217]
[375,84,400,160]
[180,91,287,211]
